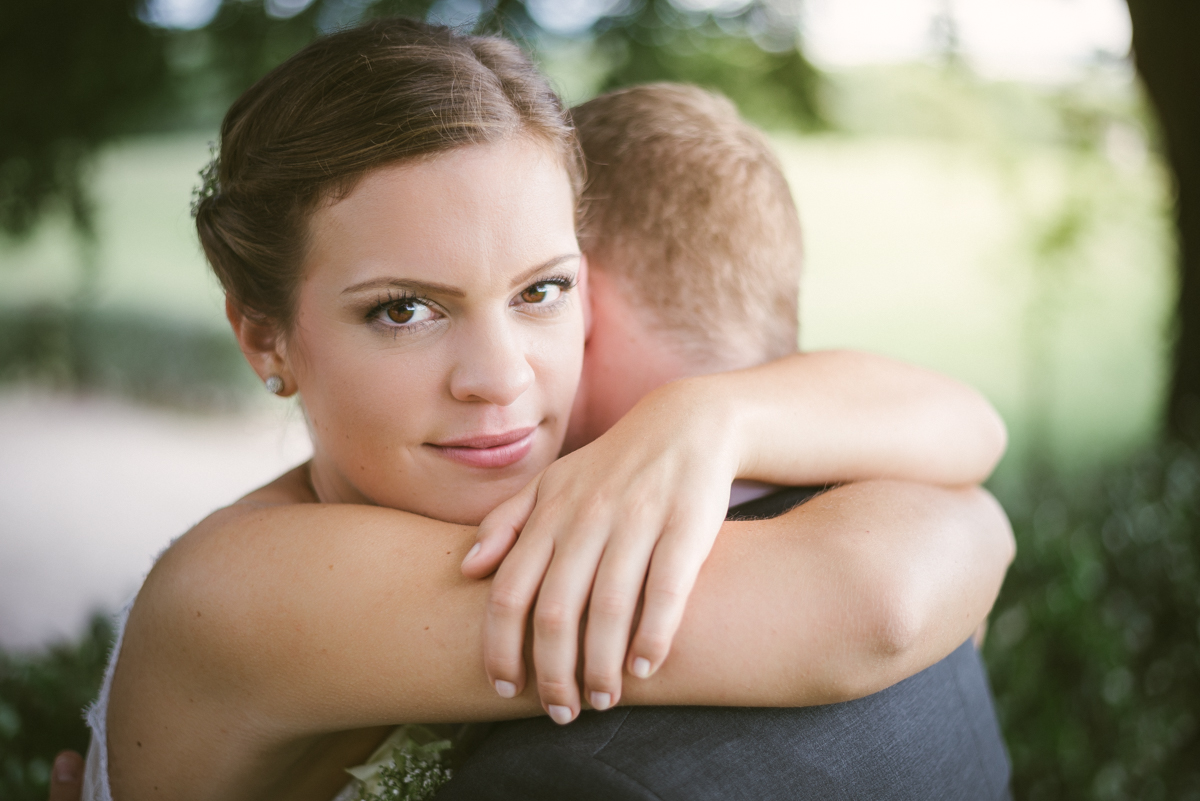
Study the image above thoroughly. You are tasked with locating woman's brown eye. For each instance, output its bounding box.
[387,303,415,324]
[521,284,549,304]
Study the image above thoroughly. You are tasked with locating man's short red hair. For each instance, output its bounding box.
[572,83,802,366]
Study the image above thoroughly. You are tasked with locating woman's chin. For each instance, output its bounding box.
[361,467,538,527]
[391,489,515,527]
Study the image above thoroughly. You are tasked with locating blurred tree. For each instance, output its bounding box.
[0,0,823,250]
[0,0,170,245]
[194,0,823,129]
[1125,0,1200,441]
[0,0,173,388]
[588,0,823,129]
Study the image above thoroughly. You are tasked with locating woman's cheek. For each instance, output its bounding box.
[549,314,587,410]
[301,339,426,483]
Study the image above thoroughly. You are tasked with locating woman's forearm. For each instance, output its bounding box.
[118,479,1012,749]
[669,350,1008,488]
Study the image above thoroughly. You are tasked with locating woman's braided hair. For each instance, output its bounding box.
[193,17,581,329]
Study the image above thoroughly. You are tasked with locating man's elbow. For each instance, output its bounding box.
[821,585,928,703]
[853,488,1016,698]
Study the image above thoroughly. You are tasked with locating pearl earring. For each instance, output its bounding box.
[265,375,284,395]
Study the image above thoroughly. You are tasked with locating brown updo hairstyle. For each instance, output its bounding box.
[194,17,582,329]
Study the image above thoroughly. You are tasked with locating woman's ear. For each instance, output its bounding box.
[577,253,594,342]
[225,295,297,396]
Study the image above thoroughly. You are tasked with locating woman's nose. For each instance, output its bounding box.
[448,320,535,406]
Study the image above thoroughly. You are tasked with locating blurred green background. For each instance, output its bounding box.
[2,1,1198,798]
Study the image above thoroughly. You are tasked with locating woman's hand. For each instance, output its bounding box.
[459,349,1009,723]
[462,379,739,723]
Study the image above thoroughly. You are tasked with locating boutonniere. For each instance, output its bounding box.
[346,724,454,801]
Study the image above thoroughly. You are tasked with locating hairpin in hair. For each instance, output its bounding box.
[190,142,222,218]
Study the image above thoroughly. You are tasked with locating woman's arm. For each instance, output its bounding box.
[107,478,1012,799]
[702,349,1007,487]
[469,350,1008,720]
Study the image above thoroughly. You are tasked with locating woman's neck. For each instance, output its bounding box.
[307,455,376,506]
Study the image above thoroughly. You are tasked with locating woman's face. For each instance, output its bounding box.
[285,137,584,525]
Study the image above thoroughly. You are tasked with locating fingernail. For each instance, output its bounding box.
[548,704,574,725]
[632,657,652,678]
[461,542,481,566]
[589,691,612,710]
[54,753,78,783]
[495,679,517,698]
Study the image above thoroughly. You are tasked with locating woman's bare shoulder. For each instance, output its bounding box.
[129,463,474,688]
[180,462,451,555]
[107,466,510,797]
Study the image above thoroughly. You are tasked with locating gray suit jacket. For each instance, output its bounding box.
[436,487,1010,800]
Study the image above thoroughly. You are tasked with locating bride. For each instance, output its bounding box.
[87,17,1012,801]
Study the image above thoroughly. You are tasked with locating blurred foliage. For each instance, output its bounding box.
[0,0,822,245]
[0,306,255,410]
[0,615,114,801]
[822,62,1152,150]
[1005,93,1147,476]
[985,441,1200,800]
[184,0,823,129]
[587,0,821,129]
[0,0,170,239]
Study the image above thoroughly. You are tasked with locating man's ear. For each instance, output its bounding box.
[225,295,297,396]
[577,253,594,342]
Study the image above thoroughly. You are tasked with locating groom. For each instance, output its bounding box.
[435,84,1011,800]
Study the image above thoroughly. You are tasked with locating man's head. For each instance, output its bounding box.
[566,83,804,450]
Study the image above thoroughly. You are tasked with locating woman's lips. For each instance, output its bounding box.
[426,426,538,469]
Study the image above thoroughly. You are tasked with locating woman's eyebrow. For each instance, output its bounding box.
[340,253,581,297]
[508,253,581,288]
[341,277,466,297]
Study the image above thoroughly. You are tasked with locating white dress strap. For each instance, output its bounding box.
[82,600,133,801]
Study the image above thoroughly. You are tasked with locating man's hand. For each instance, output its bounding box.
[48,751,84,801]
[461,380,738,724]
